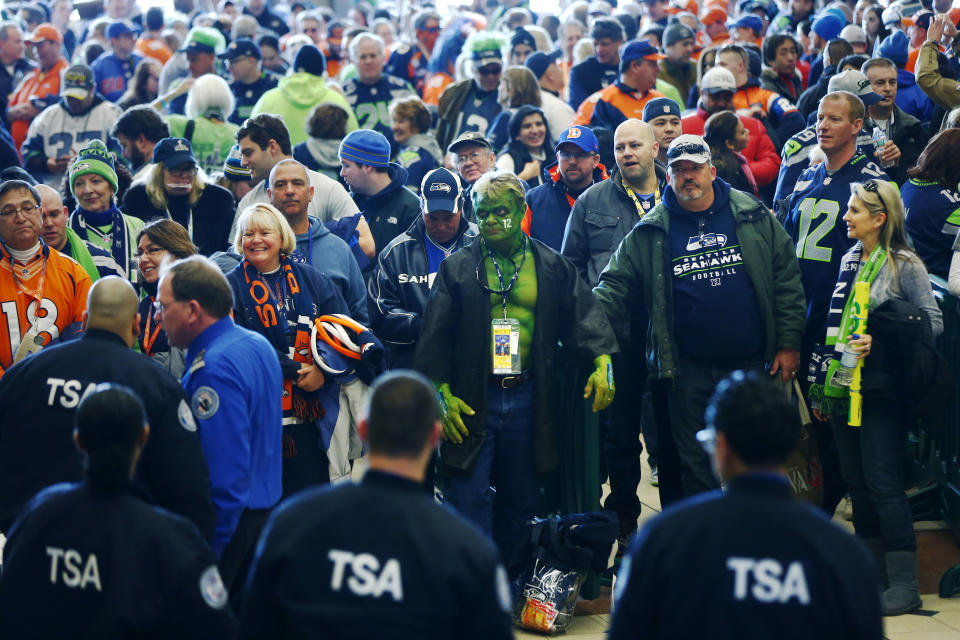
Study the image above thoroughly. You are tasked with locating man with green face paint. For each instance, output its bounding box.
[414,170,618,559]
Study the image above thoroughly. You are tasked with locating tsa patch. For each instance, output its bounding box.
[199,565,228,610]
[178,399,197,432]
[191,386,220,420]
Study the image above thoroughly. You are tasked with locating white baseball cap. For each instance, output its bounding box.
[839,24,867,44]
[701,66,737,94]
[666,134,712,166]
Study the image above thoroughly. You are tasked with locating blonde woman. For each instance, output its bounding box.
[810,179,942,617]
[121,137,234,256]
[227,203,350,497]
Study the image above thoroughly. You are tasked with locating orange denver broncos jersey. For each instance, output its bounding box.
[0,245,91,376]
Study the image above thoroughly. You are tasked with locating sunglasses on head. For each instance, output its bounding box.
[860,179,888,212]
[666,142,707,160]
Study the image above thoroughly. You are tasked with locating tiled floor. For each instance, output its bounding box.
[513,455,960,639]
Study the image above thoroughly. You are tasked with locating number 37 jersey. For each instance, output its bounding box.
[782,152,885,332]
[0,246,91,376]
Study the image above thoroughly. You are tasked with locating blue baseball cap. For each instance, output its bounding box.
[107,20,138,39]
[621,39,666,65]
[729,15,763,34]
[420,168,463,214]
[524,50,562,79]
[643,97,682,121]
[555,125,599,154]
[153,137,196,168]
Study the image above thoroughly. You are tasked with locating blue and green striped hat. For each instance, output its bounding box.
[338,130,391,168]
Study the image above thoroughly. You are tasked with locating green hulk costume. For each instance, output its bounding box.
[414,170,617,557]
[438,189,615,442]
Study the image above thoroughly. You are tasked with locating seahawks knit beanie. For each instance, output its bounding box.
[339,129,391,168]
[294,44,327,77]
[70,139,118,195]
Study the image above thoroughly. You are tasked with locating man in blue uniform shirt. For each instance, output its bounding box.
[91,20,143,102]
[241,371,514,640]
[221,39,277,126]
[609,370,883,640]
[157,255,282,595]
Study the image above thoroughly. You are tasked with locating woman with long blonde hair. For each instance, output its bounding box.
[810,179,942,617]
[121,137,235,256]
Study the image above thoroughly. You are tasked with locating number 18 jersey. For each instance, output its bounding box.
[783,151,885,336]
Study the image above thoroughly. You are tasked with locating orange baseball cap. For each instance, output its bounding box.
[666,0,700,15]
[26,23,63,44]
[700,8,728,25]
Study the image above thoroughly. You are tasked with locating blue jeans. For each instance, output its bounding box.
[831,394,916,551]
[444,381,536,560]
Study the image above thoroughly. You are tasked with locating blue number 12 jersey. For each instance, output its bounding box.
[782,151,886,337]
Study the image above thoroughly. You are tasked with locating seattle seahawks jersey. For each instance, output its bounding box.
[782,152,886,336]
[384,43,430,95]
[343,74,416,148]
[902,178,960,279]
[773,125,877,216]
[453,84,501,144]
[22,98,123,176]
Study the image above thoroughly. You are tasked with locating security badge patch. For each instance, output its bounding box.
[191,386,220,420]
[199,565,228,610]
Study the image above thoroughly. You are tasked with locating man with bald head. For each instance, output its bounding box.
[560,118,667,544]
[36,184,122,283]
[0,275,215,539]
[267,159,368,325]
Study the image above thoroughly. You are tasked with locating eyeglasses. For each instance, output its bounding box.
[666,142,709,160]
[558,151,596,161]
[455,150,489,165]
[153,298,185,314]
[861,179,889,212]
[0,204,40,218]
[421,26,440,33]
[166,165,197,178]
[477,66,502,76]
[135,246,167,262]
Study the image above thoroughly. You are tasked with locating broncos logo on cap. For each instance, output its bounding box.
[565,127,582,139]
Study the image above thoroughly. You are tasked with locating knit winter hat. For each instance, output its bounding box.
[70,140,118,195]
[339,129,391,167]
[294,44,327,77]
[663,22,696,47]
[223,145,252,181]
[878,30,908,66]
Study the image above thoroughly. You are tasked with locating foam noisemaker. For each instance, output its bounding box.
[847,281,870,428]
[310,314,367,376]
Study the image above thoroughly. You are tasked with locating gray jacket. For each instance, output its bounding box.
[561,166,665,285]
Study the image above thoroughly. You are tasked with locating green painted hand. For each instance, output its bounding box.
[584,354,615,412]
[436,382,475,444]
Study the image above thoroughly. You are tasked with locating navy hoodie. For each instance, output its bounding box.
[665,178,764,364]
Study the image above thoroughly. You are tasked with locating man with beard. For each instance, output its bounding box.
[112,105,170,181]
[22,64,123,186]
